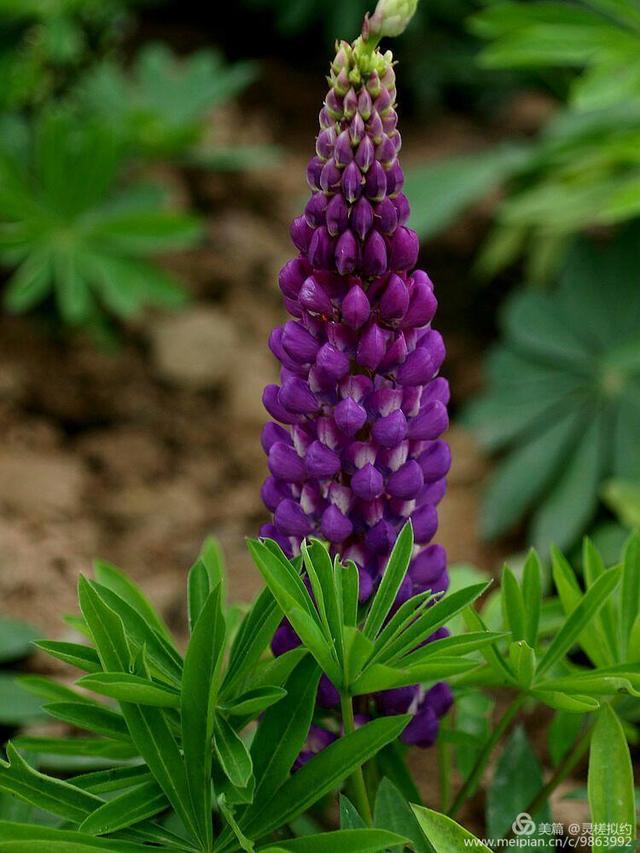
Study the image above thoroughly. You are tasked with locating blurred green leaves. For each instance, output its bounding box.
[0,110,201,326]
[466,226,640,550]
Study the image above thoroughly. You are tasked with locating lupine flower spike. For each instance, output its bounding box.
[260,0,452,746]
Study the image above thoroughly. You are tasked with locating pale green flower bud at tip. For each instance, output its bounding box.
[367,0,419,39]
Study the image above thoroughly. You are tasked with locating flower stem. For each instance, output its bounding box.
[340,692,373,825]
[448,693,526,819]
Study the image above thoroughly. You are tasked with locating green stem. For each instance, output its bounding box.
[341,692,373,825]
[502,725,593,839]
[448,693,526,819]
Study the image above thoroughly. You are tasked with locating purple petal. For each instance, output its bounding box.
[279,377,320,415]
[342,161,363,203]
[263,384,303,425]
[274,498,313,537]
[334,397,367,436]
[362,230,388,277]
[401,705,439,748]
[372,409,408,447]
[387,460,423,499]
[342,284,370,329]
[290,216,314,252]
[408,401,449,440]
[335,229,359,275]
[410,544,447,586]
[306,440,341,478]
[380,273,409,321]
[418,441,451,482]
[261,422,291,453]
[268,441,306,482]
[281,320,320,363]
[357,322,386,370]
[299,277,333,315]
[389,226,419,270]
[326,194,349,236]
[316,343,350,381]
[321,504,353,543]
[279,257,309,299]
[351,463,384,500]
[261,476,291,512]
[411,503,438,544]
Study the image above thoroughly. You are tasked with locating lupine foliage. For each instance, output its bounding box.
[465,226,640,552]
[0,529,637,848]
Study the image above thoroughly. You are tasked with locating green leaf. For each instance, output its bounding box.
[10,736,138,760]
[0,618,37,663]
[338,560,359,628]
[487,726,552,839]
[621,532,640,659]
[69,765,152,794]
[404,144,531,237]
[538,564,622,675]
[411,805,492,853]
[243,715,410,840]
[351,659,476,695]
[532,415,605,551]
[501,564,526,641]
[262,829,410,852]
[482,410,584,540]
[0,821,153,851]
[340,795,366,830]
[77,673,180,708]
[223,587,281,696]
[182,585,226,847]
[0,744,102,824]
[532,690,600,713]
[588,705,636,847]
[214,715,253,789]
[508,641,536,689]
[93,559,174,645]
[521,550,543,648]
[363,522,414,640]
[250,656,321,801]
[79,779,167,835]
[220,686,286,717]
[34,640,101,673]
[373,582,491,666]
[550,547,609,668]
[44,702,130,741]
[187,559,211,634]
[582,538,619,663]
[78,577,198,841]
[0,676,45,725]
[88,581,183,686]
[374,778,430,853]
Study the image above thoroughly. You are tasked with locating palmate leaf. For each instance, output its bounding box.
[467,225,640,550]
[0,109,201,326]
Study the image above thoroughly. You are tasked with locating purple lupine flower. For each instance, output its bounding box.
[260,11,452,749]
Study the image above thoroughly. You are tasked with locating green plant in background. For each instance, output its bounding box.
[0,526,637,848]
[0,616,42,731]
[465,225,640,551]
[0,0,141,110]
[0,109,201,326]
[406,0,640,279]
[76,44,274,168]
